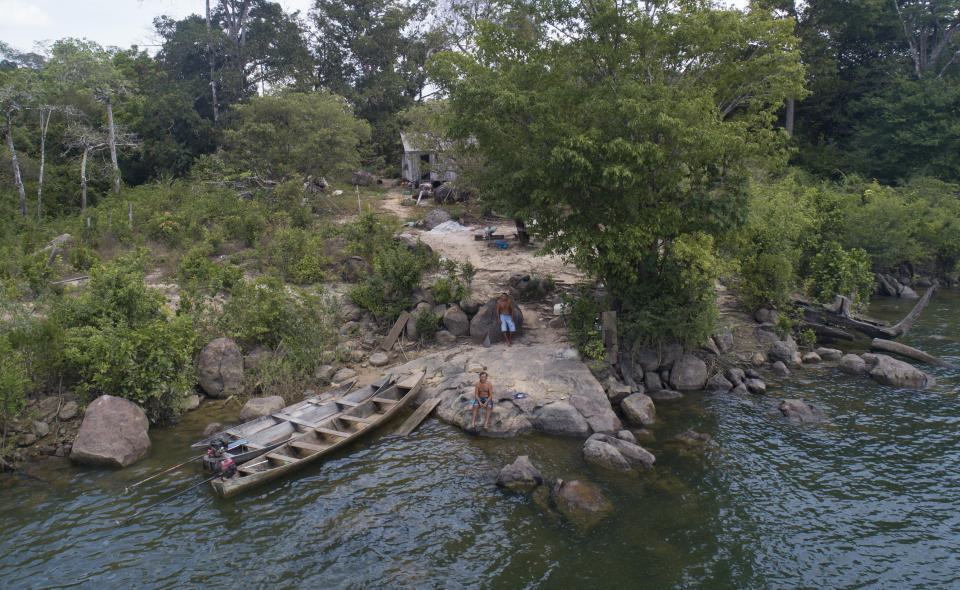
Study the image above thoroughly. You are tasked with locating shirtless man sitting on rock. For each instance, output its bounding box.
[471,371,494,430]
[496,292,516,347]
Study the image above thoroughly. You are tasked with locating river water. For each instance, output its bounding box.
[2,291,958,589]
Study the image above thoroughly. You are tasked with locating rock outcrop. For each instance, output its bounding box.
[70,395,151,468]
[196,338,244,398]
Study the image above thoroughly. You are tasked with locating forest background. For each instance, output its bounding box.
[2,0,960,435]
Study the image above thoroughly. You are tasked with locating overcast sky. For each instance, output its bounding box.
[0,0,314,54]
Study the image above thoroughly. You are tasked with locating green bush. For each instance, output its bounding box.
[806,241,874,310]
[68,246,101,271]
[563,290,605,361]
[63,316,198,423]
[259,227,328,284]
[178,245,243,293]
[0,335,29,441]
[414,311,440,340]
[739,252,795,310]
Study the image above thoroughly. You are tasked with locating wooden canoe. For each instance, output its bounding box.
[211,370,425,498]
[190,379,359,465]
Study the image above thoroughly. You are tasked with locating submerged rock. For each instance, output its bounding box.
[777,399,826,424]
[551,479,614,532]
[70,395,150,468]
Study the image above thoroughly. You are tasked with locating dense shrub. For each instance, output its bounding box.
[562,289,605,361]
[414,311,440,340]
[806,242,874,309]
[178,245,243,293]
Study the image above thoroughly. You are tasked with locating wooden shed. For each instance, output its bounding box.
[401,131,458,184]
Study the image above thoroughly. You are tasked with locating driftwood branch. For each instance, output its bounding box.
[794,280,938,340]
[871,338,955,369]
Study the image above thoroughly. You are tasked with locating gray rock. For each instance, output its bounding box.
[769,338,801,367]
[332,367,357,383]
[70,395,151,468]
[460,299,480,315]
[551,479,614,532]
[616,430,636,444]
[815,347,843,361]
[202,422,223,437]
[839,354,866,374]
[702,338,721,356]
[745,368,762,379]
[771,361,790,376]
[706,373,733,393]
[182,394,201,411]
[674,429,711,446]
[469,296,524,345]
[778,399,826,424]
[669,354,707,391]
[802,352,822,364]
[423,208,453,230]
[433,303,448,319]
[635,347,660,372]
[243,346,272,371]
[660,342,683,368]
[583,434,655,474]
[731,383,750,395]
[650,389,683,401]
[369,351,390,367]
[867,354,935,389]
[58,401,80,421]
[435,330,457,345]
[644,371,663,392]
[604,377,634,405]
[197,338,244,398]
[18,433,36,447]
[410,289,434,308]
[314,364,336,384]
[548,317,565,329]
[714,327,734,353]
[899,285,919,299]
[529,401,590,437]
[755,326,779,345]
[754,308,778,323]
[37,396,60,421]
[726,368,746,384]
[443,306,470,337]
[745,378,766,394]
[32,420,50,438]
[495,455,543,493]
[621,393,656,426]
[238,396,285,421]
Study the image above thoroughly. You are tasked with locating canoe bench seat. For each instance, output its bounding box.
[314,426,349,437]
[290,441,327,453]
[371,397,398,405]
[339,414,376,424]
[266,452,299,464]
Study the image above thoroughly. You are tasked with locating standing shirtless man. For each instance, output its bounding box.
[471,371,494,429]
[496,292,516,347]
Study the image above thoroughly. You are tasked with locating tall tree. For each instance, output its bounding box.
[893,0,960,79]
[0,69,33,217]
[434,0,803,343]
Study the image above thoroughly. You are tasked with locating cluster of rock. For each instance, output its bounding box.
[839,352,936,388]
[495,456,613,532]
[874,272,931,299]
[4,394,82,462]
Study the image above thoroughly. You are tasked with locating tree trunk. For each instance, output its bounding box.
[37,109,52,220]
[80,146,89,218]
[105,97,120,194]
[871,338,955,368]
[4,112,27,218]
[785,97,794,138]
[206,0,219,124]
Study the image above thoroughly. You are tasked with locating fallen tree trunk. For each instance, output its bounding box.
[870,338,955,369]
[794,280,938,340]
[798,321,856,341]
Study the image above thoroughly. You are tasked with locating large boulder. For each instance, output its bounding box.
[443,306,470,337]
[423,208,452,230]
[551,479,614,532]
[197,338,244,398]
[238,396,285,421]
[70,395,151,468]
[669,354,707,391]
[621,393,656,426]
[469,297,524,345]
[769,338,802,367]
[582,433,655,474]
[495,455,543,493]
[865,354,935,389]
[528,401,591,437]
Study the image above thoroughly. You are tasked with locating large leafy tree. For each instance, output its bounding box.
[222,90,370,180]
[435,0,803,343]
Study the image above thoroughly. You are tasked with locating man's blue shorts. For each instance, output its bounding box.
[499,313,516,332]
[472,397,493,406]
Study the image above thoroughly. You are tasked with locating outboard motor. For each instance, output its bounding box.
[202,440,226,473]
[219,457,237,480]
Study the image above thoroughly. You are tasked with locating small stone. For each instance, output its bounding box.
[745,368,762,380]
[815,347,843,361]
[369,352,389,367]
[650,389,683,401]
[745,378,766,394]
[616,430,636,444]
[333,367,357,382]
[802,352,821,364]
[726,368,746,384]
[31,420,50,438]
[314,364,336,384]
[548,317,565,329]
[435,330,457,345]
[41,445,56,456]
[778,399,826,424]
[706,373,733,393]
[495,455,543,493]
[674,429,711,446]
[621,393,656,426]
[182,394,201,411]
[58,400,80,421]
[18,433,37,447]
[731,383,750,395]
[839,354,866,375]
